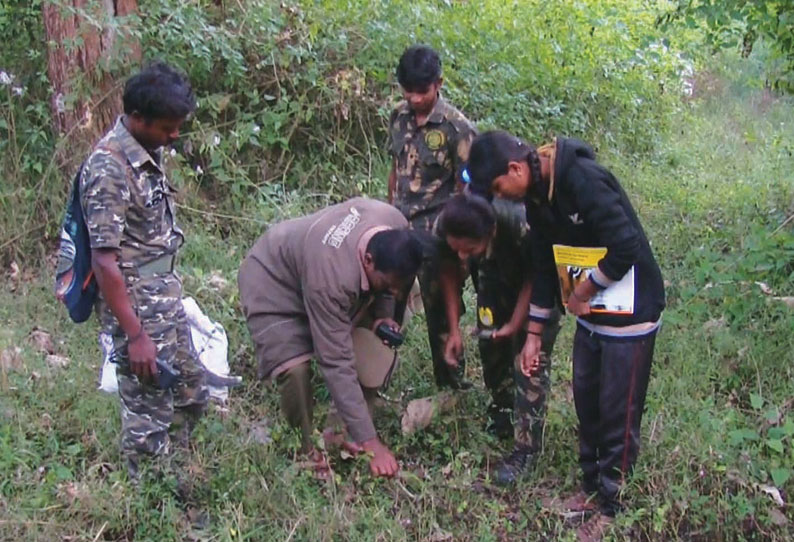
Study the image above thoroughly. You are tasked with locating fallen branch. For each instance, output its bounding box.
[771,212,794,235]
[91,521,108,542]
[175,203,268,225]
[0,224,47,253]
[284,516,304,542]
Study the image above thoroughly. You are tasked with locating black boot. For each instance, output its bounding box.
[447,361,473,390]
[494,445,534,486]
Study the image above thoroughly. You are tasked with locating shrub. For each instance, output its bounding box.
[1,0,695,262]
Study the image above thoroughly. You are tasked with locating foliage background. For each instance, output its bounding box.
[1,0,696,260]
[662,0,794,89]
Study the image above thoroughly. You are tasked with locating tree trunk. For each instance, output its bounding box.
[42,0,140,157]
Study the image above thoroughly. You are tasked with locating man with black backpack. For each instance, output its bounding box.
[76,62,208,477]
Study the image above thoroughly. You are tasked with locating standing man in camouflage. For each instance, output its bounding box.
[437,194,562,485]
[388,44,477,388]
[82,62,208,477]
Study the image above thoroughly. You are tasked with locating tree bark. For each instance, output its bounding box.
[42,0,140,156]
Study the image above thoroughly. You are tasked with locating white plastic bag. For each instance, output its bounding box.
[97,297,236,402]
[183,296,232,402]
[98,332,116,392]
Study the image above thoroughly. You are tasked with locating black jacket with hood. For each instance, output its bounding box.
[526,138,665,329]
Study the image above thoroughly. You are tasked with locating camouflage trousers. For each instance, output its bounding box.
[102,273,209,466]
[476,275,561,452]
[416,253,468,389]
[403,211,467,388]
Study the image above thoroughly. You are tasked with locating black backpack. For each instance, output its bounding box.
[54,164,98,322]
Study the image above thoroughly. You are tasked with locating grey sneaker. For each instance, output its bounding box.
[494,446,534,486]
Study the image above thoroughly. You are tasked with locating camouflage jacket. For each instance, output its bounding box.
[388,96,477,230]
[435,197,532,290]
[80,116,184,275]
[479,197,532,289]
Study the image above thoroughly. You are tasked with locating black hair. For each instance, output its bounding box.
[396,45,441,92]
[367,229,424,277]
[467,130,540,199]
[123,61,196,120]
[439,194,495,240]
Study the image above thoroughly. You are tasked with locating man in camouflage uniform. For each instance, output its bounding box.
[437,195,561,485]
[387,45,477,388]
[81,62,208,477]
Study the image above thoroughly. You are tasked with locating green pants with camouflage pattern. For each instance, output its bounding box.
[416,254,468,389]
[107,274,209,466]
[476,274,561,452]
[401,213,467,388]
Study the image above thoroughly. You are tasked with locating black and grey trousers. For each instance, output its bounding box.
[572,323,658,516]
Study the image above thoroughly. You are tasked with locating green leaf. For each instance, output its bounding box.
[770,468,790,487]
[765,408,781,423]
[729,428,760,445]
[750,393,764,410]
[781,421,794,437]
[766,439,784,454]
[768,427,786,440]
[52,463,73,481]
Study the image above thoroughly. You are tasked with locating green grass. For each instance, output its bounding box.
[2,68,794,541]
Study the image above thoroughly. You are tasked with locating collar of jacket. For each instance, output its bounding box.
[424,94,450,125]
[357,225,391,292]
[114,116,164,172]
[401,93,449,127]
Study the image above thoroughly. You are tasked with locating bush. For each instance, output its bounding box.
[0,0,696,262]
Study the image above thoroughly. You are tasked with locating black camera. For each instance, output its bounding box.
[152,357,180,389]
[110,349,181,390]
[375,323,404,348]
